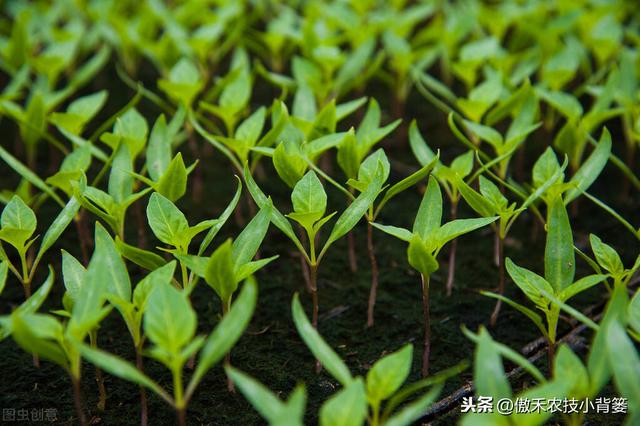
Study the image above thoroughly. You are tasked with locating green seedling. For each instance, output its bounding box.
[291,294,465,426]
[335,148,438,327]
[244,163,385,330]
[4,223,130,425]
[373,176,497,376]
[409,120,475,295]
[453,162,567,325]
[335,99,400,272]
[80,276,257,426]
[463,280,638,425]
[587,234,640,289]
[0,194,79,299]
[483,197,606,373]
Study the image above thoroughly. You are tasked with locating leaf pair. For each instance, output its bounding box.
[374,176,497,275]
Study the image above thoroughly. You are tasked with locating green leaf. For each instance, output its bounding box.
[559,274,606,302]
[371,223,413,242]
[506,258,555,311]
[409,120,437,167]
[158,58,203,107]
[565,128,612,204]
[61,250,85,303]
[272,141,307,188]
[589,234,624,276]
[147,115,172,181]
[532,148,563,189]
[199,177,242,255]
[155,153,188,202]
[376,155,438,215]
[232,204,272,267]
[133,261,177,312]
[384,384,442,426]
[236,107,266,146]
[463,121,503,149]
[243,164,304,253]
[337,129,360,180]
[588,284,628,394]
[473,327,511,399]
[0,195,36,250]
[322,163,384,253]
[554,345,589,397]
[436,217,498,250]
[291,171,326,223]
[108,143,133,204]
[407,235,439,276]
[0,261,7,295]
[291,294,352,386]
[545,197,575,291]
[319,378,367,426]
[606,320,640,409]
[17,266,55,315]
[191,279,257,389]
[0,145,64,207]
[78,343,169,402]
[146,193,189,248]
[144,281,196,356]
[116,237,166,271]
[226,366,284,417]
[205,239,237,304]
[236,256,279,282]
[11,313,68,369]
[35,197,80,265]
[366,344,413,404]
[94,223,131,302]
[413,176,442,241]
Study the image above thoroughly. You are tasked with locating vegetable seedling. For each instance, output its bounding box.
[244,163,385,331]
[483,197,606,374]
[373,176,497,376]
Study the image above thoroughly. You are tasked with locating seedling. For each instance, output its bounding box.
[373,176,497,375]
[483,197,606,373]
[0,195,79,299]
[409,120,475,295]
[79,276,258,426]
[243,162,384,329]
[330,148,438,326]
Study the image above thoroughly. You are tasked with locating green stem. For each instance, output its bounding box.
[421,274,431,377]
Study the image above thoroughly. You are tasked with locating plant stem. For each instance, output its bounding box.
[135,348,148,426]
[90,331,107,411]
[366,221,379,327]
[490,233,505,327]
[446,200,458,297]
[222,299,235,393]
[74,211,91,265]
[71,376,88,426]
[310,264,319,329]
[347,230,358,272]
[421,274,431,377]
[176,407,186,426]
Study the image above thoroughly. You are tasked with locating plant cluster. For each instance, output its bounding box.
[0,0,639,425]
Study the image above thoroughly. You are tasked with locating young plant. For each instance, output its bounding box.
[289,294,465,426]
[483,197,606,373]
[337,148,438,326]
[0,194,79,299]
[453,162,567,325]
[5,223,132,425]
[409,120,475,295]
[244,164,385,329]
[373,176,497,376]
[336,99,400,272]
[462,281,639,425]
[78,277,258,426]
